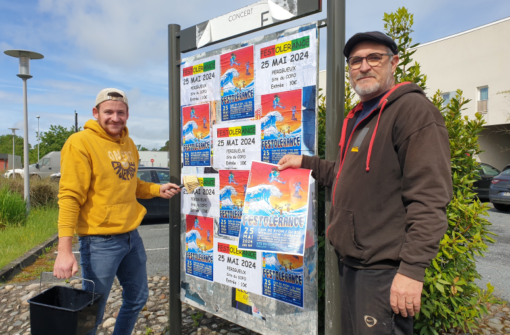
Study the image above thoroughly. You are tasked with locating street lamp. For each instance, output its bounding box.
[4,49,44,215]
[36,115,40,162]
[8,128,18,179]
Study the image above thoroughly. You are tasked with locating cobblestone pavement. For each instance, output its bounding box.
[0,276,259,335]
[0,276,507,334]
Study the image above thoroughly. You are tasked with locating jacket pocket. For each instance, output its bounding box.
[327,207,364,259]
[98,202,142,230]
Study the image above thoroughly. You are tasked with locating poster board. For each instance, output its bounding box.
[179,22,319,335]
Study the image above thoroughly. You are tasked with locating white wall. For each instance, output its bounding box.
[412,18,510,127]
[477,125,510,170]
[138,151,168,167]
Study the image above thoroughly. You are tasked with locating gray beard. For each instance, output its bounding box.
[351,72,395,99]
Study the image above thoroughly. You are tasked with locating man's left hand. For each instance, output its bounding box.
[159,183,181,199]
[390,273,423,317]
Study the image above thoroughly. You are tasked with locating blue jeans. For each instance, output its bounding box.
[79,229,149,335]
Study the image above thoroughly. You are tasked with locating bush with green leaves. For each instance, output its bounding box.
[0,185,26,227]
[316,6,496,334]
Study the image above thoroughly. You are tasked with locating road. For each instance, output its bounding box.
[475,205,510,302]
[71,218,171,277]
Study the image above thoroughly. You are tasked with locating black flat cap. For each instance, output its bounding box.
[344,31,398,58]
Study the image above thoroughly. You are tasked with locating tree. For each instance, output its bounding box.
[136,145,149,151]
[0,134,29,166]
[30,125,80,163]
[385,7,495,334]
[159,141,169,151]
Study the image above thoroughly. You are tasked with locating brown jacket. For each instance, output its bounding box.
[301,82,452,281]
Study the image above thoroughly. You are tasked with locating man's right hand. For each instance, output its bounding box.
[53,237,79,279]
[277,155,303,171]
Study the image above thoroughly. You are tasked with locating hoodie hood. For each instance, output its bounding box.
[84,119,129,144]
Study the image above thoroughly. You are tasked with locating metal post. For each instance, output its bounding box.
[168,23,182,333]
[22,78,31,214]
[12,132,15,179]
[325,0,345,334]
[75,111,78,132]
[37,116,40,162]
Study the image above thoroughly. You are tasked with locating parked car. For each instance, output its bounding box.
[3,151,61,179]
[137,167,171,220]
[502,164,510,172]
[489,169,510,212]
[50,172,61,182]
[473,163,501,200]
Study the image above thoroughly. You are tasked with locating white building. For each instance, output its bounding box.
[318,18,510,170]
[138,151,169,167]
[413,17,510,170]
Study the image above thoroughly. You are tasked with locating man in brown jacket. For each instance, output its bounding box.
[278,32,452,334]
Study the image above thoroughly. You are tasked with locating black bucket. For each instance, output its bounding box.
[28,274,102,335]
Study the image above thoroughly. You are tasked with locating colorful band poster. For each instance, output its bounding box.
[213,237,262,293]
[255,28,317,96]
[238,161,311,255]
[262,252,304,308]
[212,120,261,170]
[185,215,214,281]
[181,174,220,218]
[219,170,250,237]
[220,45,255,121]
[182,103,211,166]
[260,88,315,163]
[181,55,220,106]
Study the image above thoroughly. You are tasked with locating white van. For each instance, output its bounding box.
[3,152,61,179]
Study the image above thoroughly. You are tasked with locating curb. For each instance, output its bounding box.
[0,233,59,283]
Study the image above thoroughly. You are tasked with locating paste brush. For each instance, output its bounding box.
[179,175,200,193]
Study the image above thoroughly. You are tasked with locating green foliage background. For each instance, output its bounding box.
[317,7,496,334]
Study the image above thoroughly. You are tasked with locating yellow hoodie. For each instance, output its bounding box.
[58,120,161,237]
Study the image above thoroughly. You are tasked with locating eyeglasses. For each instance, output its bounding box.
[347,53,394,70]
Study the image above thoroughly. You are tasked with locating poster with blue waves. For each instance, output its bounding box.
[262,252,304,308]
[259,87,316,164]
[238,161,311,255]
[220,45,255,121]
[185,215,214,281]
[182,103,211,166]
[219,170,250,237]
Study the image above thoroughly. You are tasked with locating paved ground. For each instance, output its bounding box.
[476,205,510,302]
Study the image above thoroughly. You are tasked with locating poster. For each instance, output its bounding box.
[182,103,211,166]
[181,174,220,218]
[219,170,250,237]
[220,45,255,121]
[185,215,214,281]
[238,161,311,255]
[255,28,317,96]
[214,237,262,294]
[231,288,266,320]
[181,55,220,106]
[262,252,304,308]
[212,120,261,170]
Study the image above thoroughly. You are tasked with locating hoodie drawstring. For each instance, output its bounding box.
[366,99,387,171]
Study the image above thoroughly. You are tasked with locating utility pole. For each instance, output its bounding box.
[8,128,18,179]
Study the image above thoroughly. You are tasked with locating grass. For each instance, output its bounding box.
[0,186,26,227]
[8,243,57,283]
[0,206,59,269]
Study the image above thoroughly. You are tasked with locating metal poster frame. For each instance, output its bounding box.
[168,0,345,333]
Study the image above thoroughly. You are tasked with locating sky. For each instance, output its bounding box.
[1,0,509,152]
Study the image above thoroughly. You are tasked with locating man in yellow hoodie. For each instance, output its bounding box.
[53,88,181,335]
